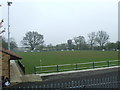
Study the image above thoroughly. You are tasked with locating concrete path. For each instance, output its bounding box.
[21,74,42,82]
[10,61,42,83]
[9,66,119,88]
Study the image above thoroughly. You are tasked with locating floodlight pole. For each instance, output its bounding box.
[7,1,12,51]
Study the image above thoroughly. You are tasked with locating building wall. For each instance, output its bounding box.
[2,52,10,79]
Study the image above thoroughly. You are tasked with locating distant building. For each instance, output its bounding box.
[13,47,30,52]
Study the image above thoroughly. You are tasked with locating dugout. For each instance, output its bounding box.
[0,48,22,81]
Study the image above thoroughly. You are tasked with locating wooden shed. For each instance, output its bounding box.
[0,48,22,80]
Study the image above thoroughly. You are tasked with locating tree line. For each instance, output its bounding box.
[1,37,17,50]
[1,30,120,51]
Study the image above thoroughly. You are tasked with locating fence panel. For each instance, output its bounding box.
[22,76,120,89]
[2,75,120,89]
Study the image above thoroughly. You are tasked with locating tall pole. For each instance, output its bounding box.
[7,2,12,51]
[8,3,10,51]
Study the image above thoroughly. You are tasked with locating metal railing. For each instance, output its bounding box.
[3,75,120,89]
[17,60,25,74]
[34,60,120,74]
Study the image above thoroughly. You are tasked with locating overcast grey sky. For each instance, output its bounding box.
[1,0,119,46]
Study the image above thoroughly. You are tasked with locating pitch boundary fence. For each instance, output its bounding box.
[34,60,120,74]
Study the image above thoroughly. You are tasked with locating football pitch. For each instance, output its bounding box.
[16,51,118,74]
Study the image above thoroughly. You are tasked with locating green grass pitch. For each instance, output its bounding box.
[16,51,118,74]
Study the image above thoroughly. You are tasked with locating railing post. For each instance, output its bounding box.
[107,61,110,67]
[23,65,25,75]
[76,64,78,70]
[118,60,120,66]
[92,62,95,69]
[34,66,36,74]
[56,65,59,72]
[71,64,72,70]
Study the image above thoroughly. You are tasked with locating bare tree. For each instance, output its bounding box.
[96,31,109,49]
[73,36,86,50]
[88,32,96,50]
[21,31,44,50]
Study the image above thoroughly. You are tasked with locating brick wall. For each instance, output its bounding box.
[2,52,10,78]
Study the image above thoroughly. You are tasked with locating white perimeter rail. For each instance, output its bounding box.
[34,60,120,74]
